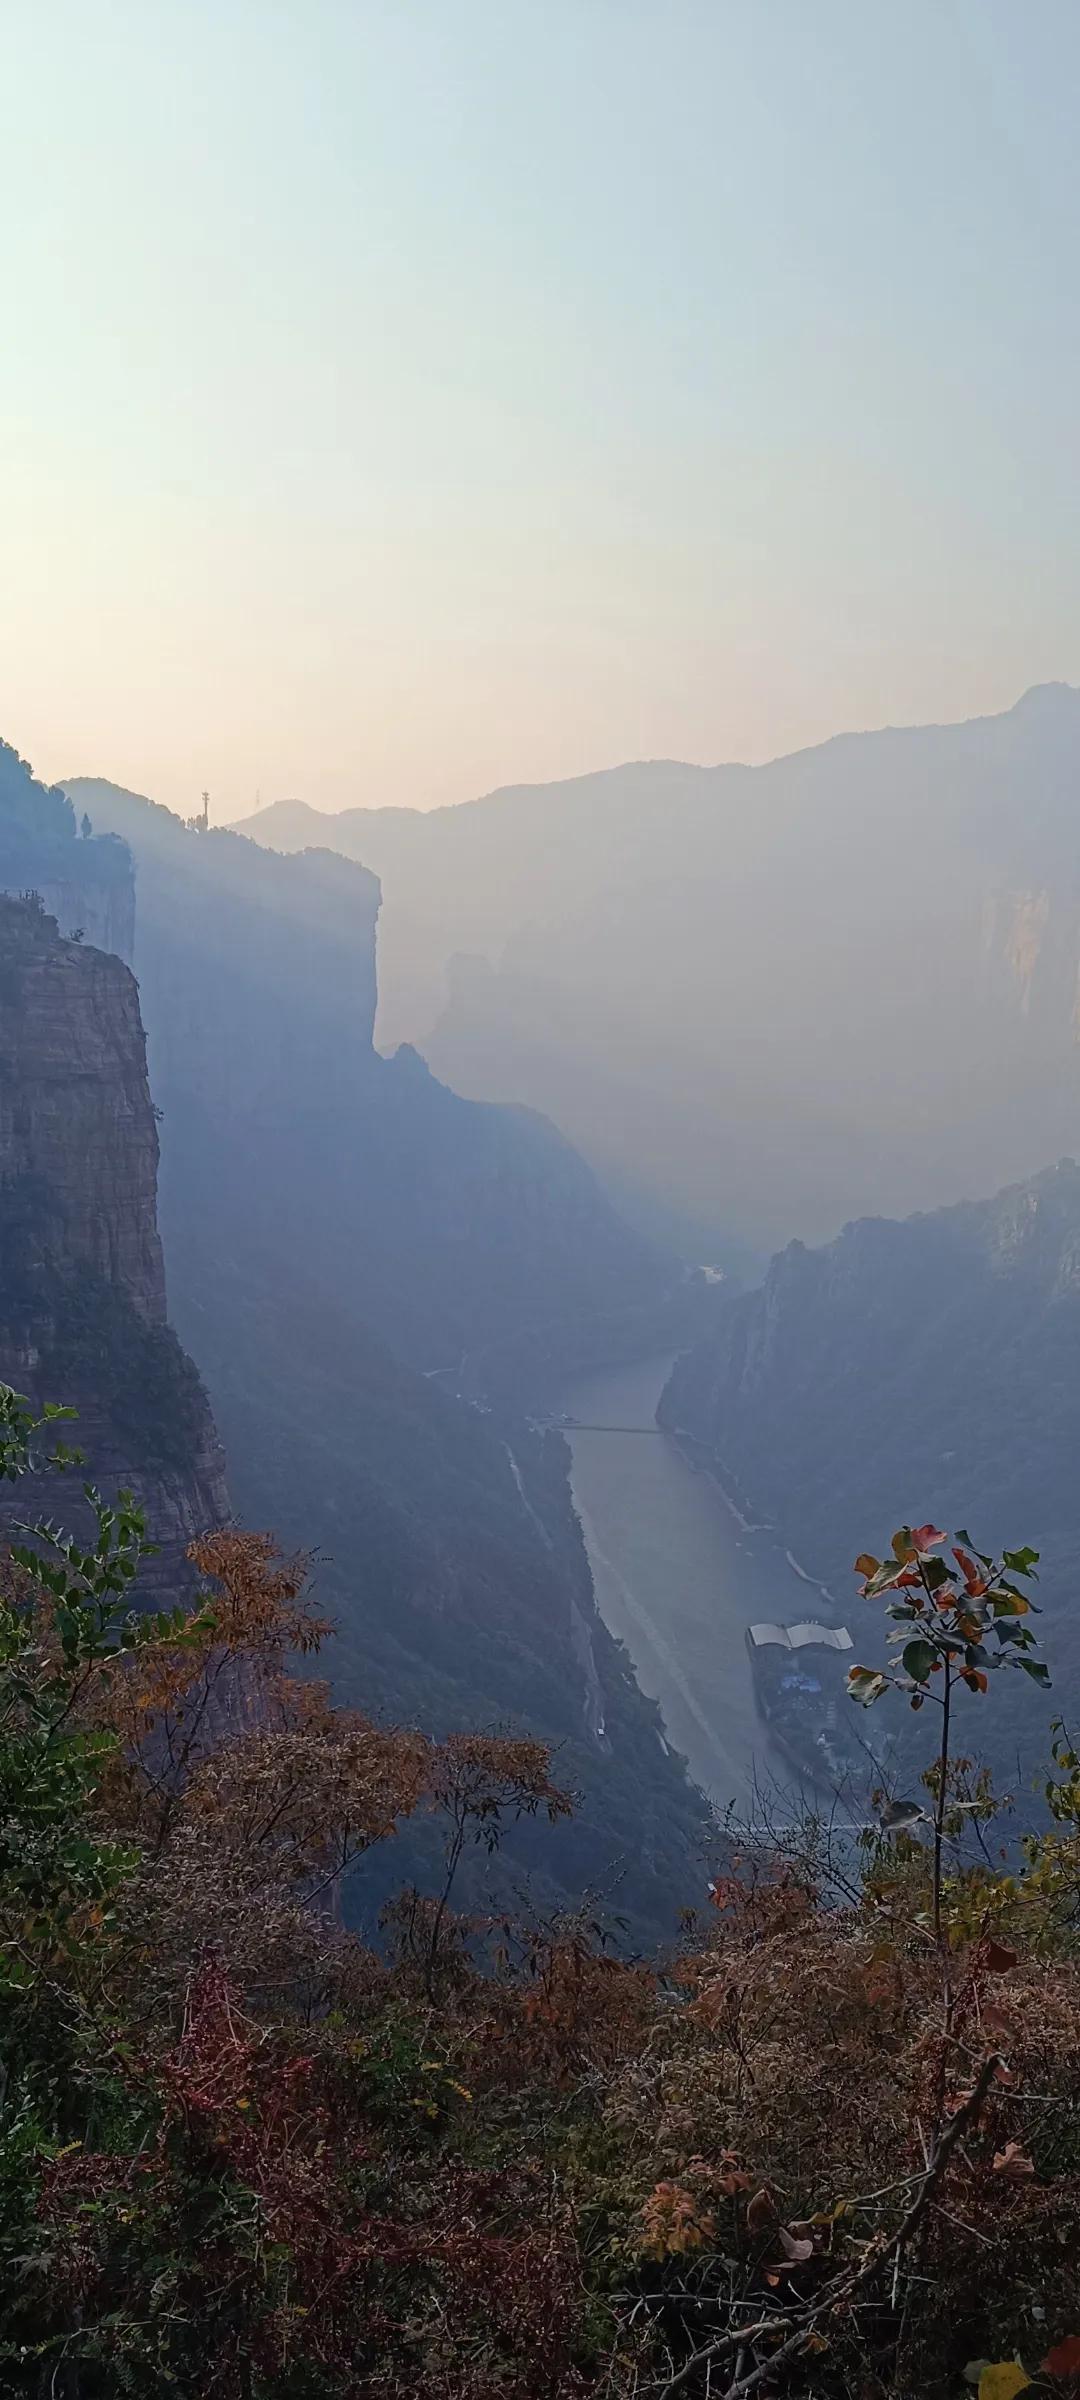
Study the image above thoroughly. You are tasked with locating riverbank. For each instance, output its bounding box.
[559,1353,824,1812]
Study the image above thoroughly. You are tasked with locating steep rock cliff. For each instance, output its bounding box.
[47,777,709,1940]
[0,894,228,1598]
[62,776,689,1399]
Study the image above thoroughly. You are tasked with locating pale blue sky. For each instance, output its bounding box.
[3,0,1080,816]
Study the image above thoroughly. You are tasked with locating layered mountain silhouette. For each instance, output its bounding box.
[65,776,692,1397]
[236,683,1080,1255]
[38,765,710,1935]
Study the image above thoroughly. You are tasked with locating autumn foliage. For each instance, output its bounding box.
[3,1391,1080,2398]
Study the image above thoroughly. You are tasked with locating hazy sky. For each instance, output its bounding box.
[4,1,1080,819]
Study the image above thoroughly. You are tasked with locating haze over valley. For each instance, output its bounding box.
[237,681,1080,1258]
[41,674,1080,1820]
[6,8,1080,2387]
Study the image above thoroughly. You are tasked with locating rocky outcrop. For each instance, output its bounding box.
[0,740,134,964]
[0,896,166,1311]
[0,893,228,1600]
[25,870,135,964]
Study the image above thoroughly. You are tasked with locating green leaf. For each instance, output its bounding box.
[863,1559,906,1597]
[902,1638,936,1685]
[1018,1659,1051,1686]
[1002,1548,1039,1577]
[879,1797,927,1828]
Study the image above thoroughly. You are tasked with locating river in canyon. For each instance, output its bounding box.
[560,1352,834,1812]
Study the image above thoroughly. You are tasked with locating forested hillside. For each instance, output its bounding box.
[662,1160,1080,1779]
[4,1388,1080,2398]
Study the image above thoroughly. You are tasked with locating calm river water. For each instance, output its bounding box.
[561,1352,825,1810]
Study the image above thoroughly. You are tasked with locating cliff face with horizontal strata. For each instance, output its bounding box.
[0,893,228,1598]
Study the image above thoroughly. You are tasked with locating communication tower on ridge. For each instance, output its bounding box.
[195,789,210,832]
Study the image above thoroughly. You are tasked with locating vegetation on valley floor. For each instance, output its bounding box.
[2,1385,1080,2398]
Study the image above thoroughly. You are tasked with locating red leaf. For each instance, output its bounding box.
[1042,2336,1080,2378]
[912,1523,946,1551]
[981,1938,1019,1974]
[747,2187,780,2235]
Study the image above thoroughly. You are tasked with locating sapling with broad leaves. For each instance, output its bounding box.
[847,1522,1049,1947]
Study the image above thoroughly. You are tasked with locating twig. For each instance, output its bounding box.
[655,2053,1000,2397]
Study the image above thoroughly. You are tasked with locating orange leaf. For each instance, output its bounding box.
[992,2142,1035,2178]
[854,1553,879,1577]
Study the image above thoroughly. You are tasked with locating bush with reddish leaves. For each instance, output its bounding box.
[5,1393,1080,2400]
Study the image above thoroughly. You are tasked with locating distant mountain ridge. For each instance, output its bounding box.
[233,683,1080,1253]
